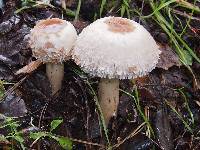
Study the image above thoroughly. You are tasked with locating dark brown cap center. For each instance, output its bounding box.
[37,18,64,28]
[104,17,134,33]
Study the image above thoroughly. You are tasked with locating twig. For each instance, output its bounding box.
[0,76,28,103]
[172,9,200,21]
[112,122,146,149]
[176,0,200,12]
[38,102,49,128]
[30,135,105,148]
[68,137,105,148]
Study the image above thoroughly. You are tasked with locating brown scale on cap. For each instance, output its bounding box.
[36,18,64,28]
[128,66,137,73]
[44,42,54,49]
[33,48,47,58]
[104,17,135,33]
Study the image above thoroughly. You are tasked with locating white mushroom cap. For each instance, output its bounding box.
[73,17,161,79]
[29,18,77,63]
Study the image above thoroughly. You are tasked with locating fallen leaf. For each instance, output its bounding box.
[0,92,27,117]
[157,44,182,70]
[15,60,42,75]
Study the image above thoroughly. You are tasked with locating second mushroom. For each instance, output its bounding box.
[73,17,161,126]
[17,18,77,95]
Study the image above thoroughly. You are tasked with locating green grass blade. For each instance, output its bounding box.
[86,81,111,147]
[74,0,81,21]
[149,1,200,64]
[177,88,194,124]
[120,88,155,138]
[165,100,193,133]
[143,0,177,18]
[100,0,107,17]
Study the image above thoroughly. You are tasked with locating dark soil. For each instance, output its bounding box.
[0,0,200,150]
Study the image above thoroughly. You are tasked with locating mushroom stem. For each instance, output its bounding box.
[98,78,119,126]
[46,63,64,95]
[61,0,66,9]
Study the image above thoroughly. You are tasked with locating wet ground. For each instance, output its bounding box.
[0,0,200,149]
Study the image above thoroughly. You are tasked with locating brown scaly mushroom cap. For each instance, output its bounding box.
[73,17,161,79]
[29,18,77,63]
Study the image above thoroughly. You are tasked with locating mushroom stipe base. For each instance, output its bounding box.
[46,63,64,95]
[98,78,119,126]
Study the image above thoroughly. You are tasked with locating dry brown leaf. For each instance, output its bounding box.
[157,44,182,70]
[15,60,42,75]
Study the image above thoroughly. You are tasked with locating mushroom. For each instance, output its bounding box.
[17,18,77,95]
[73,16,161,126]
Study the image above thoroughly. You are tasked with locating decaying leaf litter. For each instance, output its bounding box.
[0,0,200,149]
